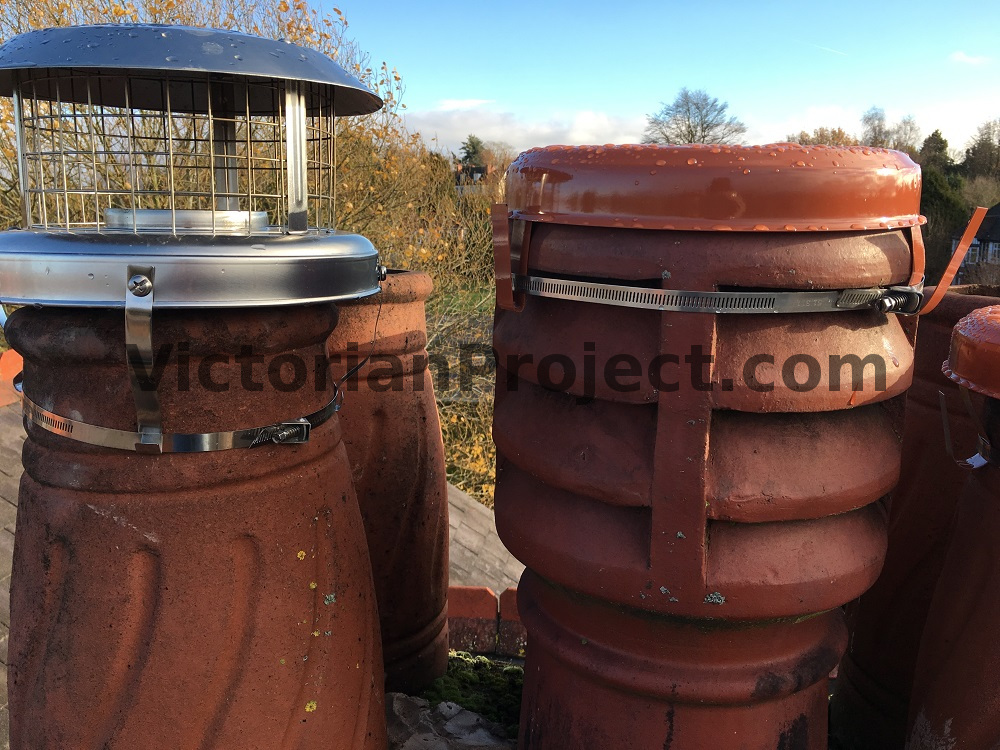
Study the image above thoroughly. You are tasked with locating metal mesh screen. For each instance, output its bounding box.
[13,72,335,234]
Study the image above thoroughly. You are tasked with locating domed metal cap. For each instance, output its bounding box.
[505,143,925,232]
[943,305,1000,399]
[0,23,382,115]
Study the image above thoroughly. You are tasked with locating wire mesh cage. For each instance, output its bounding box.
[12,70,336,235]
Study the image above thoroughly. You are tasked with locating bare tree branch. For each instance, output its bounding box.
[642,88,747,146]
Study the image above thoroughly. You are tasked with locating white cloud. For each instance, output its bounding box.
[743,103,861,145]
[435,98,495,111]
[403,106,646,155]
[950,51,990,65]
[404,88,998,162]
[741,95,992,154]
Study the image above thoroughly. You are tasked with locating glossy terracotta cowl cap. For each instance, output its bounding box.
[943,305,1000,398]
[505,142,925,232]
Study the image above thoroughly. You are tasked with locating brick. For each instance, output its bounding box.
[498,587,527,658]
[447,585,498,620]
[499,587,520,622]
[447,585,498,654]
[448,617,497,655]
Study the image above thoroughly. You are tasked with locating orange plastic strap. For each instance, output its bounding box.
[907,223,926,288]
[921,206,988,316]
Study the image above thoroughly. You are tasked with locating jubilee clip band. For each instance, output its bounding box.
[512,274,924,315]
[20,389,339,454]
[494,204,990,317]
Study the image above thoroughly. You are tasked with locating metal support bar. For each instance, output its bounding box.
[284,82,308,233]
[213,118,240,212]
[11,84,31,229]
[124,264,163,452]
[212,81,240,212]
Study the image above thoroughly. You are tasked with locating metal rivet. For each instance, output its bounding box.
[128,274,152,297]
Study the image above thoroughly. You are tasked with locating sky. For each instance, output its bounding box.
[323,0,1000,158]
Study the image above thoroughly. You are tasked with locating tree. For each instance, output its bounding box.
[861,107,890,147]
[889,115,920,156]
[963,120,1000,180]
[860,107,921,155]
[917,130,953,173]
[786,126,858,147]
[921,167,970,280]
[962,175,1000,211]
[482,140,517,172]
[642,88,747,145]
[459,134,487,167]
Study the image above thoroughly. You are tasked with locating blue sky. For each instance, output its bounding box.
[327,0,1000,157]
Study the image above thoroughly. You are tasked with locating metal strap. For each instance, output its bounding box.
[514,274,920,314]
[125,264,163,452]
[21,390,339,453]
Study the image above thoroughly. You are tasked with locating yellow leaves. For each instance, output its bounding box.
[439,397,496,506]
[277,0,289,11]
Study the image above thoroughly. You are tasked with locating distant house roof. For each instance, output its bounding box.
[973,202,1000,243]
